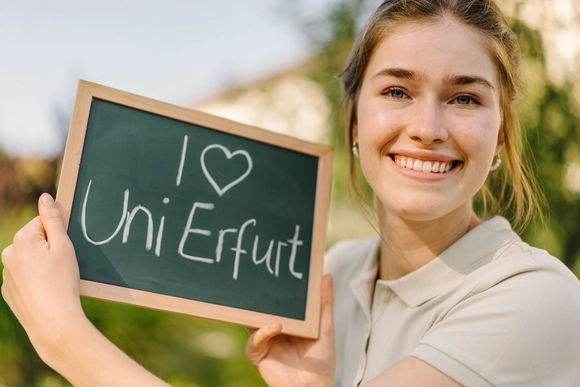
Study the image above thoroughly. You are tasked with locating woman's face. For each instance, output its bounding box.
[355,17,503,224]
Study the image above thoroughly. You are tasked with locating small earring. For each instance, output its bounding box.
[490,153,502,171]
[352,141,360,158]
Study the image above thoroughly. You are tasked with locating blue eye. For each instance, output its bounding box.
[386,88,405,99]
[457,95,472,104]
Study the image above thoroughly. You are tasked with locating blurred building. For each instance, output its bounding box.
[191,64,331,146]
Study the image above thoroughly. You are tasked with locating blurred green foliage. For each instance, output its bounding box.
[510,18,580,271]
[1,0,579,385]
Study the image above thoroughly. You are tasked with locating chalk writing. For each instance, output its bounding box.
[201,144,253,197]
[176,135,188,186]
[81,180,128,246]
[178,202,215,264]
[80,140,304,281]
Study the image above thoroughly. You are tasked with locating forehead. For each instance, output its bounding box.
[364,17,499,87]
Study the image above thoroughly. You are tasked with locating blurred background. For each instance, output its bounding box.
[1,0,579,385]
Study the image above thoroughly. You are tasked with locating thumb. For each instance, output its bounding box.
[38,193,68,245]
[245,323,282,366]
[320,274,335,338]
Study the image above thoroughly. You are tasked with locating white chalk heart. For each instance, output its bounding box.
[201,144,253,197]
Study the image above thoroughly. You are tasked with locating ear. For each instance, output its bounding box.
[495,128,505,154]
[352,121,359,144]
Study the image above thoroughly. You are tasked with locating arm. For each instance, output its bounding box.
[1,193,169,387]
[363,357,462,387]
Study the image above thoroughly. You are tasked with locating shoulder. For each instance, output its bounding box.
[466,236,580,346]
[417,238,580,385]
[493,240,580,330]
[454,217,580,301]
[476,239,580,336]
[324,237,379,281]
[485,238,580,298]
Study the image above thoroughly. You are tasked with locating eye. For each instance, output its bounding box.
[383,87,407,99]
[457,95,471,104]
[454,95,479,105]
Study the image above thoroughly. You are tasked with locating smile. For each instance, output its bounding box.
[393,155,456,173]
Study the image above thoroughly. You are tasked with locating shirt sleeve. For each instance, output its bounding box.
[411,253,580,387]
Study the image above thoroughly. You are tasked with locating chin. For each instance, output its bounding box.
[378,196,471,223]
[396,209,449,222]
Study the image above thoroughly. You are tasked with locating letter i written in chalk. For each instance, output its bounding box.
[176,135,188,186]
[155,197,171,257]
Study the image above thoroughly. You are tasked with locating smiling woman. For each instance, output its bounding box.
[246,0,580,386]
[2,0,580,386]
[355,18,503,229]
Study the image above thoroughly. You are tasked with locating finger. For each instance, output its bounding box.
[320,274,335,336]
[1,244,14,267]
[38,193,68,246]
[1,268,14,308]
[321,274,334,305]
[11,217,46,250]
[251,323,282,348]
[245,323,282,363]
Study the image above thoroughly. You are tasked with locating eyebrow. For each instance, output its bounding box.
[444,75,495,90]
[369,68,495,90]
[370,68,418,81]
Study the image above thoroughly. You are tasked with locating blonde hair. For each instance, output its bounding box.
[340,0,543,232]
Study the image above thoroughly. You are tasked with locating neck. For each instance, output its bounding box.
[377,205,480,280]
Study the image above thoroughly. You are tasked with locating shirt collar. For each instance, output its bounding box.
[350,216,520,309]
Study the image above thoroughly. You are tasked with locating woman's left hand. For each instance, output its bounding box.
[245,274,336,387]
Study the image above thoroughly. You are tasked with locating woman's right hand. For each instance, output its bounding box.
[2,193,170,386]
[1,193,84,356]
[245,274,336,387]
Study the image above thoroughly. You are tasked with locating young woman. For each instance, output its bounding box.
[247,0,580,385]
[3,0,580,386]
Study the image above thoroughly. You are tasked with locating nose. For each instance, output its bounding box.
[405,100,448,145]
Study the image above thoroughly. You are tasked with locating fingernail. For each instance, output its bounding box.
[41,193,55,206]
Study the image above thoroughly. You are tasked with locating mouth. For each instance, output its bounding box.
[392,155,460,174]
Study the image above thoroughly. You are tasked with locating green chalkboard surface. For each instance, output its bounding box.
[57,81,333,338]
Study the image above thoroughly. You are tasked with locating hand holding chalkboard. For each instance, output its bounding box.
[56,81,333,338]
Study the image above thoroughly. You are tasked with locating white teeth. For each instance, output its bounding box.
[413,160,422,171]
[393,156,454,173]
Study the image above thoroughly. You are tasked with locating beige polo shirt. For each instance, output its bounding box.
[325,217,580,386]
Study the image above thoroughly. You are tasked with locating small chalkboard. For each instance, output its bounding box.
[56,80,332,338]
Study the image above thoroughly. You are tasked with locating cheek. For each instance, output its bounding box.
[356,109,403,190]
[356,100,402,150]
[453,114,501,160]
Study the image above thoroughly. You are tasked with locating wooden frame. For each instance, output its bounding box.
[56,80,333,338]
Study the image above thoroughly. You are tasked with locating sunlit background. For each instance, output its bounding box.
[1,0,579,385]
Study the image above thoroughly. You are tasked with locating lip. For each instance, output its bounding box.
[389,150,459,163]
[387,151,463,179]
